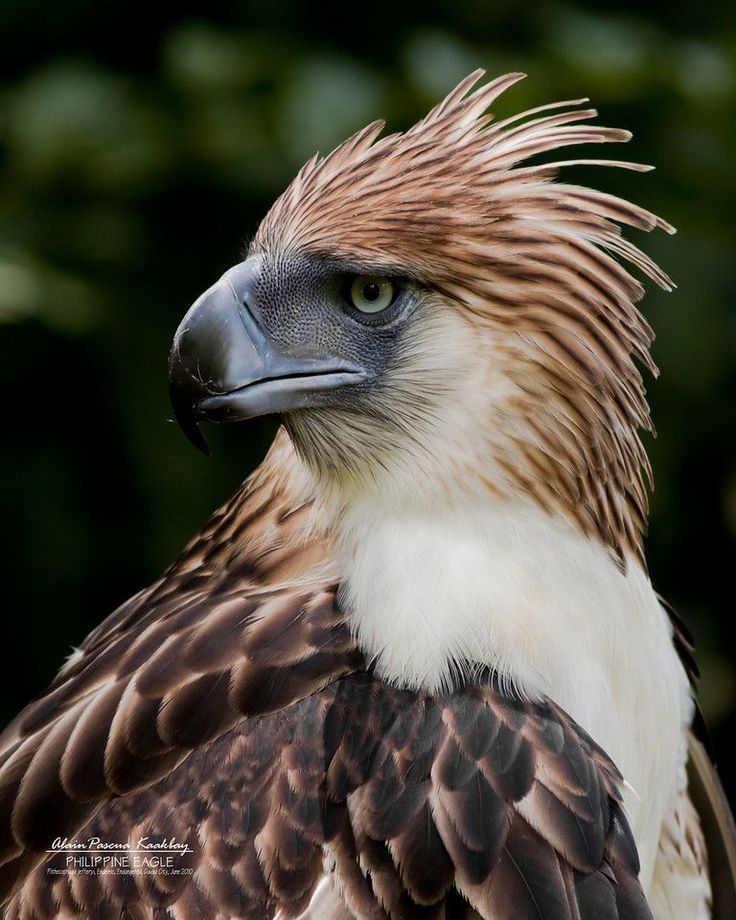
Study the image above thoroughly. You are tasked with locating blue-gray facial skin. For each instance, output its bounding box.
[168,252,421,452]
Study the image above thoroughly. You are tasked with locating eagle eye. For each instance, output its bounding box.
[348,276,395,314]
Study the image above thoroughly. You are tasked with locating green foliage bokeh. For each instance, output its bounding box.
[1,0,734,794]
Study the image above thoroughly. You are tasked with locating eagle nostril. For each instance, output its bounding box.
[235,298,271,355]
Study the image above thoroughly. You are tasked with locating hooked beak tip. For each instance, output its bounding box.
[175,414,210,456]
[168,375,211,456]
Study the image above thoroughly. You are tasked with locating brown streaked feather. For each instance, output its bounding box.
[3,671,651,920]
[653,594,735,917]
[254,69,675,562]
[687,720,736,920]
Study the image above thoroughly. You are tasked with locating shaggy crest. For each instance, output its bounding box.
[255,70,675,561]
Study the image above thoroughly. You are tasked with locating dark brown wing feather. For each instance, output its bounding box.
[3,671,651,920]
[0,578,358,910]
[0,434,361,907]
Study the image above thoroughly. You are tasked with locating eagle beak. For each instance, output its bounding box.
[168,263,364,453]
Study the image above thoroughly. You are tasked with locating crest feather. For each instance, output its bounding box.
[254,72,674,560]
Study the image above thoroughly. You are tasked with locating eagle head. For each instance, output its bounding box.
[168,70,673,560]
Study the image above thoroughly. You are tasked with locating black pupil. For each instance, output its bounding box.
[363,282,381,302]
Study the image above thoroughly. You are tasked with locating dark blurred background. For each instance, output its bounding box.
[1,1,734,798]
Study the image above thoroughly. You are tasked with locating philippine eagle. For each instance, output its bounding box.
[1,71,734,920]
